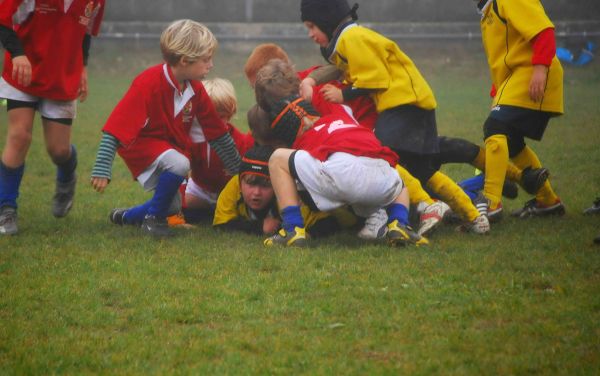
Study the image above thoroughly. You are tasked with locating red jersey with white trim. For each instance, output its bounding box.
[297,66,377,130]
[190,123,254,193]
[293,109,398,167]
[102,64,230,178]
[0,0,105,100]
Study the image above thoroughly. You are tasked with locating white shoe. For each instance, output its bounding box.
[417,201,450,236]
[460,214,490,235]
[358,208,388,240]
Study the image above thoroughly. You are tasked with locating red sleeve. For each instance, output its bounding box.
[0,0,20,28]
[531,28,556,66]
[192,84,229,141]
[490,83,497,98]
[102,82,149,147]
[89,0,105,36]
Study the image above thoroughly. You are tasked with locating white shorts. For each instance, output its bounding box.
[137,149,190,191]
[0,78,77,119]
[185,177,218,206]
[292,151,403,217]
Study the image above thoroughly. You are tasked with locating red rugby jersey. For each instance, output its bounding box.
[0,0,105,100]
[292,108,398,167]
[103,64,230,178]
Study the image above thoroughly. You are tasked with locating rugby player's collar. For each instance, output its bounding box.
[477,0,492,17]
[163,64,195,117]
[321,21,358,63]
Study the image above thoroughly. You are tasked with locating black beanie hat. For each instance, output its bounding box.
[239,145,274,179]
[301,0,358,40]
[269,95,320,147]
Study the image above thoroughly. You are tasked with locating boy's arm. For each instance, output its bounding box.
[208,133,241,175]
[529,28,555,103]
[0,24,31,87]
[301,65,344,101]
[90,132,120,193]
[307,65,344,85]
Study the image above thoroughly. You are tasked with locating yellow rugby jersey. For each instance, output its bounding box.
[329,24,437,112]
[213,175,333,229]
[480,0,563,113]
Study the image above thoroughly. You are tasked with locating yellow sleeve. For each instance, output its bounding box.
[500,0,554,41]
[336,29,391,90]
[213,175,244,225]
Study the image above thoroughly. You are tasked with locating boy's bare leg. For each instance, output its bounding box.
[268,148,301,209]
[264,148,306,247]
[43,119,77,217]
[2,107,36,167]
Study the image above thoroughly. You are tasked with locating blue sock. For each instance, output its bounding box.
[0,161,24,209]
[146,171,185,219]
[123,201,152,225]
[458,174,484,201]
[386,203,409,226]
[281,205,304,233]
[56,145,77,183]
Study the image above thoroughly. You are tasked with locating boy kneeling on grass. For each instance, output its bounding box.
[90,20,240,238]
[251,90,428,247]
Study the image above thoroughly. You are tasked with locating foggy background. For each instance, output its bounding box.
[100,0,600,40]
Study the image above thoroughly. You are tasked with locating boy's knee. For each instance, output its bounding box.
[160,150,190,177]
[7,129,33,151]
[47,144,72,164]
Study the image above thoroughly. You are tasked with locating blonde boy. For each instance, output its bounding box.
[91,20,241,237]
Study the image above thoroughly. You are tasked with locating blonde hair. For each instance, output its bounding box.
[202,78,237,120]
[160,19,217,66]
[244,43,291,86]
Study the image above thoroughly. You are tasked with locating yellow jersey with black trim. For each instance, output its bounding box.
[213,175,334,229]
[329,24,437,112]
[480,0,563,113]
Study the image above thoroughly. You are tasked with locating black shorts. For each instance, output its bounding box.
[374,105,440,155]
[487,105,556,141]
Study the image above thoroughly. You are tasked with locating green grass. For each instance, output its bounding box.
[1,39,599,374]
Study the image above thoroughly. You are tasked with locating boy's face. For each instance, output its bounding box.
[180,55,214,81]
[240,175,274,211]
[303,21,329,47]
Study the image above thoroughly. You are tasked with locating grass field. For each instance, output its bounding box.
[1,38,599,374]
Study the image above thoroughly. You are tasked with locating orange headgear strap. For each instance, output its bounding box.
[270,97,307,129]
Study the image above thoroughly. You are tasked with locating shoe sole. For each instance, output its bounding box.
[512,204,566,218]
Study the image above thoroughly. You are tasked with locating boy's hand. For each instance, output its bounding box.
[299,77,316,101]
[320,84,343,103]
[90,176,109,193]
[529,65,548,102]
[263,216,281,235]
[79,67,89,102]
[11,55,32,87]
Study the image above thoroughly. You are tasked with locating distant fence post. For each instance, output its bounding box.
[245,0,253,22]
